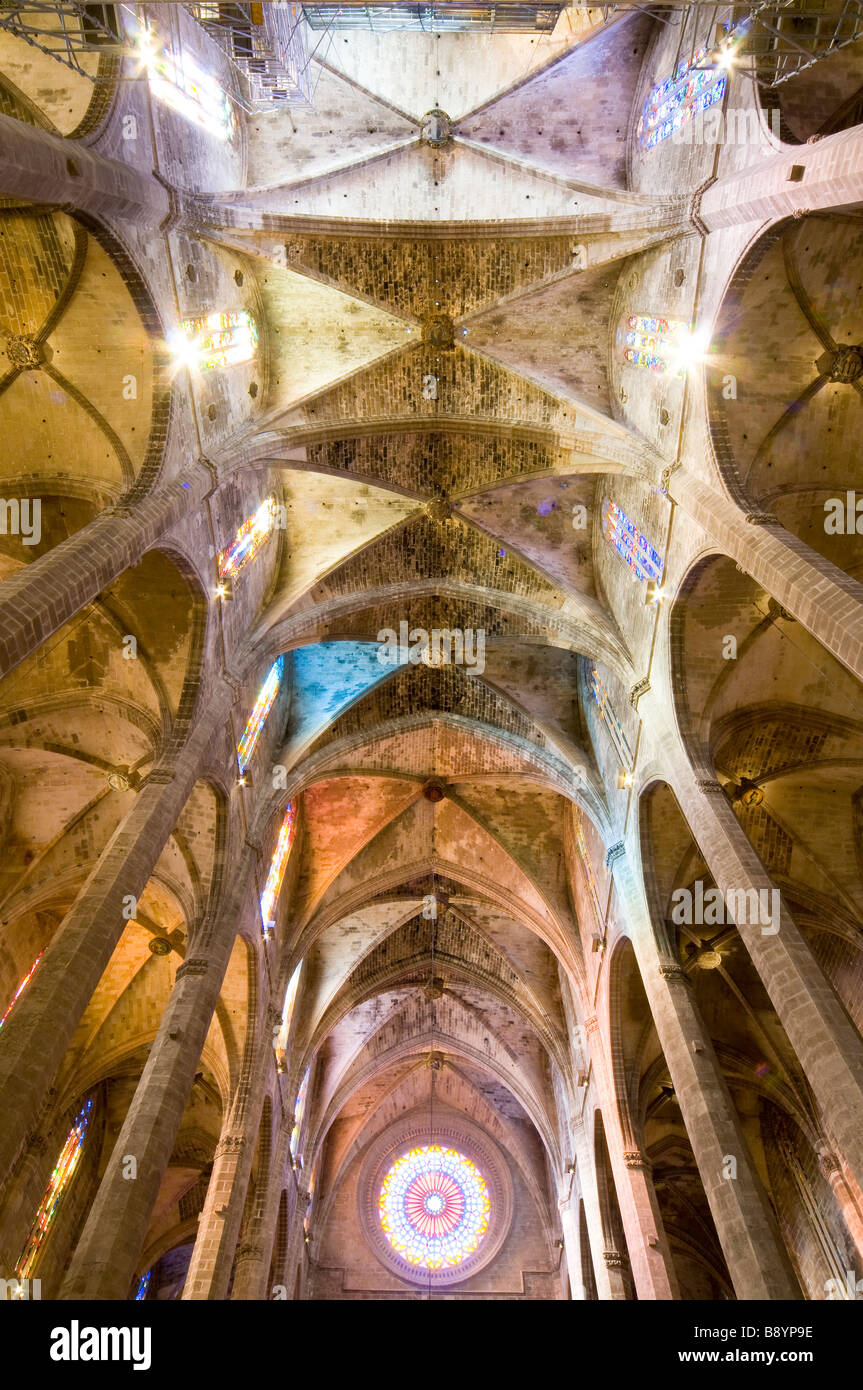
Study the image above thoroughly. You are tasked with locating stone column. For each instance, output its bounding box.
[182,1001,271,1300]
[670,469,863,686]
[0,678,235,1186]
[230,1096,291,1301]
[699,123,863,232]
[557,1191,585,1300]
[676,773,863,1205]
[615,856,801,1299]
[0,1134,49,1277]
[0,112,171,225]
[818,1150,863,1266]
[587,1017,679,1299]
[59,850,254,1300]
[0,462,214,679]
[570,1119,624,1299]
[267,1182,297,1299]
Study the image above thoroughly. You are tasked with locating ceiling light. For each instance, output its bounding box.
[645,581,665,605]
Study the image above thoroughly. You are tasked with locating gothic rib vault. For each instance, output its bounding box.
[0,1,862,1303]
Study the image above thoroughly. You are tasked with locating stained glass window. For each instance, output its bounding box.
[219,498,277,580]
[174,310,258,372]
[290,1065,310,1159]
[237,656,283,773]
[275,961,302,1069]
[573,810,604,930]
[260,802,297,936]
[17,1098,92,1279]
[601,499,664,586]
[135,1271,151,1301]
[0,951,43,1032]
[304,1161,317,1234]
[622,315,689,375]
[379,1146,490,1271]
[590,667,634,771]
[637,48,726,149]
[135,24,234,140]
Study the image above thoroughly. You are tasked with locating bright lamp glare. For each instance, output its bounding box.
[666,326,710,376]
[167,328,203,375]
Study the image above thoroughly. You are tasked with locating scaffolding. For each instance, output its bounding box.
[598,1,863,87]
[300,3,566,30]
[0,2,122,79]
[0,1,314,104]
[733,0,863,87]
[1,3,861,93]
[186,3,312,104]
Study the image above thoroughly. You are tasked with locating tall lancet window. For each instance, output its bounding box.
[290,1065,311,1159]
[237,656,284,774]
[573,809,604,930]
[275,961,302,1071]
[260,803,297,937]
[17,1098,92,1279]
[135,23,235,140]
[173,310,258,372]
[590,667,634,771]
[0,951,43,1032]
[218,498,277,580]
[601,499,664,587]
[638,49,726,148]
[622,315,690,375]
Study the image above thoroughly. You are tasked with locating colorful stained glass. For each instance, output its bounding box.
[238,656,283,773]
[0,951,43,1032]
[260,802,296,936]
[175,310,258,372]
[573,810,604,929]
[379,1146,490,1271]
[590,667,634,771]
[17,1098,92,1279]
[136,24,234,140]
[275,960,302,1068]
[290,1065,310,1158]
[601,498,664,586]
[218,497,276,579]
[622,314,690,375]
[637,48,726,149]
[135,1271,151,1301]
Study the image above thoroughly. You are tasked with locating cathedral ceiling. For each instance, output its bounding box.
[2,1,863,1292]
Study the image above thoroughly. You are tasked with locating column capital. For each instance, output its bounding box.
[818,1148,841,1180]
[176,958,209,980]
[657,461,682,495]
[623,1150,652,1172]
[659,965,690,985]
[145,768,176,786]
[689,175,717,236]
[214,1134,247,1160]
[152,168,182,233]
[695,779,727,797]
[630,677,651,710]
